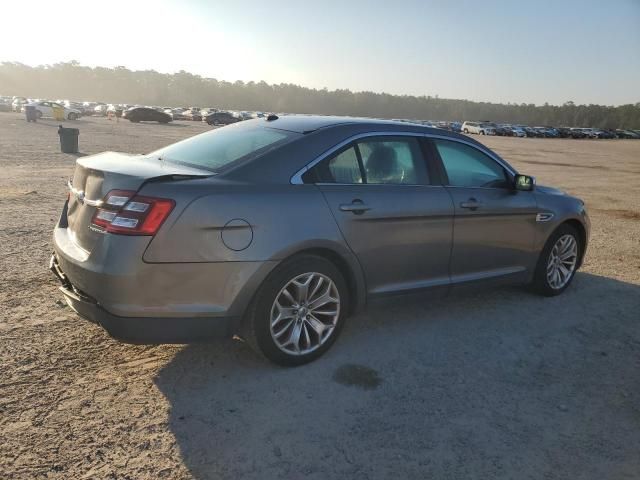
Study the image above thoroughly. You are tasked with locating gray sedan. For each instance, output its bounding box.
[51,116,590,365]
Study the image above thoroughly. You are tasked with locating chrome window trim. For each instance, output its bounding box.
[314,183,446,188]
[290,131,517,185]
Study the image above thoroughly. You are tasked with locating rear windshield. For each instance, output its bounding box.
[148,124,299,172]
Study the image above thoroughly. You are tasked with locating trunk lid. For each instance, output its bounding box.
[66,151,211,252]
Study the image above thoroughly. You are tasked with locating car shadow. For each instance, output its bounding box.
[154,272,640,479]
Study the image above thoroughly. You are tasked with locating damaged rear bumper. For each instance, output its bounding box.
[50,253,237,344]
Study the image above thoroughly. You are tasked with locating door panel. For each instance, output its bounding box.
[318,185,454,295]
[446,187,538,283]
[431,137,539,285]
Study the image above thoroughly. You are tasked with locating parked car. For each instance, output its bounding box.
[63,101,86,115]
[569,128,587,139]
[0,99,12,112]
[106,104,126,117]
[482,122,507,136]
[521,126,540,137]
[164,108,186,120]
[94,104,108,116]
[182,109,203,121]
[461,121,495,135]
[27,101,82,120]
[200,108,218,119]
[125,107,172,123]
[205,111,241,126]
[531,127,548,138]
[81,102,97,115]
[50,116,589,365]
[600,129,616,139]
[510,126,527,137]
[12,97,28,112]
[497,125,513,136]
[442,121,462,133]
[615,129,640,139]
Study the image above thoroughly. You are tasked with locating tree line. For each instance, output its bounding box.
[1,61,639,129]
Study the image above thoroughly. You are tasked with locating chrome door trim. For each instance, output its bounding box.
[290,131,517,185]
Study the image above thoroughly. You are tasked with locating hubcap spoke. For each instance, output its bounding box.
[270,272,340,356]
[273,318,295,339]
[306,314,328,337]
[281,288,297,307]
[309,289,337,310]
[292,274,314,304]
[288,321,303,352]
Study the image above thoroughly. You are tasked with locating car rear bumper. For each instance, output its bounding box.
[51,223,278,342]
[50,254,238,343]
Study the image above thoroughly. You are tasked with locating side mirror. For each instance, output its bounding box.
[514,174,535,191]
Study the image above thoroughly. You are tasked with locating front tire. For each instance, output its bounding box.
[532,224,581,296]
[67,113,77,120]
[243,254,349,366]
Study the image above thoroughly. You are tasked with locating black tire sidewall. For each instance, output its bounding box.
[249,255,349,366]
[533,224,581,296]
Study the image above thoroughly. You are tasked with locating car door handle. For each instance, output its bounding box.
[460,199,483,210]
[339,200,371,214]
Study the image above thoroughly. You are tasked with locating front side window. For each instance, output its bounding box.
[434,139,510,188]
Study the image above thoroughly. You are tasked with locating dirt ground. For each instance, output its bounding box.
[1,112,639,480]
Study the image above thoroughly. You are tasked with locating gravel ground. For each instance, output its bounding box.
[1,113,639,479]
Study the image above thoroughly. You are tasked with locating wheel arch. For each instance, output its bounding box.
[290,247,365,315]
[561,218,587,268]
[230,245,366,336]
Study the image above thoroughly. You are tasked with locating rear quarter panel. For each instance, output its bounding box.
[142,182,353,264]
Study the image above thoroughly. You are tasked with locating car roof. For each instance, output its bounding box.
[262,115,431,134]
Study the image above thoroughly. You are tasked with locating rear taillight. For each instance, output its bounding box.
[91,189,175,235]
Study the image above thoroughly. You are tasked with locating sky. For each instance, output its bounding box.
[1,0,639,106]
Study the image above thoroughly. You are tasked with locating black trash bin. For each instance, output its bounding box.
[25,105,37,122]
[58,126,79,153]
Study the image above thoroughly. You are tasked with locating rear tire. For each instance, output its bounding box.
[532,224,581,296]
[242,254,349,366]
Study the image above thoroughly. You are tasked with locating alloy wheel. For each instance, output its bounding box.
[270,272,340,355]
[546,234,578,289]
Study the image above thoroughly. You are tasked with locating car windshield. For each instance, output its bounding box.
[147,123,299,172]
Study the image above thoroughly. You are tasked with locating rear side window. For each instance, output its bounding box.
[304,146,362,184]
[434,139,509,188]
[304,136,428,185]
[357,137,427,185]
[149,125,298,172]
